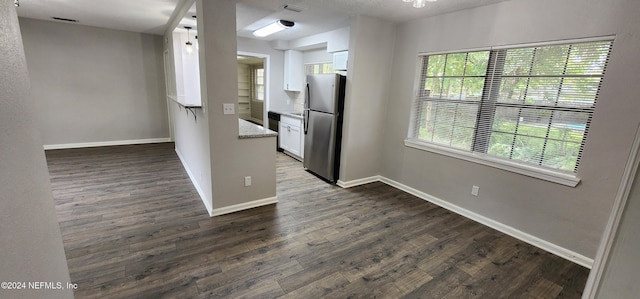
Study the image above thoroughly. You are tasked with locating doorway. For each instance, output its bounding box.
[237,53,269,126]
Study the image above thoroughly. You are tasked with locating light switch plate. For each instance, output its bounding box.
[471,185,479,197]
[223,103,235,115]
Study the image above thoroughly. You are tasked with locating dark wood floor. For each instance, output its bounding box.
[45,143,589,298]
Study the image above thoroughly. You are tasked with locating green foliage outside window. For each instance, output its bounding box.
[414,40,612,172]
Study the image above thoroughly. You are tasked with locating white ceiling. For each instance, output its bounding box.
[16,0,181,35]
[17,0,511,38]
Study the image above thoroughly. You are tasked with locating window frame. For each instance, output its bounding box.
[305,61,336,75]
[405,37,614,187]
[253,67,265,102]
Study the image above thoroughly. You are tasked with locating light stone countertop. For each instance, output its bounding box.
[239,119,277,139]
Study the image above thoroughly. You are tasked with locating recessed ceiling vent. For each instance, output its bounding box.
[52,17,79,23]
[282,4,303,12]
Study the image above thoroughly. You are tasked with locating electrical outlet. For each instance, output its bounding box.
[471,185,479,197]
[223,103,235,115]
[244,176,251,187]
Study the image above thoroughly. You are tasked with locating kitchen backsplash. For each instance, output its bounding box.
[293,90,305,113]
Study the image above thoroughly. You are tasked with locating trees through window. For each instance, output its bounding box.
[411,39,613,172]
[305,62,335,75]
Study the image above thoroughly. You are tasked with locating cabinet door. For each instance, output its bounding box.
[288,125,301,157]
[279,122,302,158]
[333,51,348,71]
[284,50,303,91]
[279,123,291,152]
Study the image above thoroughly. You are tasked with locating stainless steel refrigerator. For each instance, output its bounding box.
[303,74,346,183]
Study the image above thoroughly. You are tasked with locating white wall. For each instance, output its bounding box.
[288,26,350,52]
[170,101,212,213]
[164,0,212,214]
[303,48,333,64]
[1,2,72,298]
[339,15,395,183]
[380,0,640,261]
[172,31,201,106]
[19,18,169,147]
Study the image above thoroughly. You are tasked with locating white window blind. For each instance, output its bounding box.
[411,39,613,173]
[415,51,490,150]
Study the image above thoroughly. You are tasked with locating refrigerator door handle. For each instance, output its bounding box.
[305,82,310,110]
[304,110,309,134]
[304,83,310,134]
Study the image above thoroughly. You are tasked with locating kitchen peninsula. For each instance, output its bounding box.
[239,118,277,139]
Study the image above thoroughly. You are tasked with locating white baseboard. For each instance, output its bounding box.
[336,175,593,268]
[211,196,278,217]
[176,148,277,218]
[44,138,172,150]
[337,175,381,188]
[175,149,212,216]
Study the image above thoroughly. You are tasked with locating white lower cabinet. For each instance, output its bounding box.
[279,115,303,160]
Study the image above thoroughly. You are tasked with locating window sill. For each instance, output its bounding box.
[404,139,580,187]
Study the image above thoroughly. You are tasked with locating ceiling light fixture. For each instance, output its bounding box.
[14,0,19,7]
[252,20,295,38]
[184,26,193,54]
[402,0,436,8]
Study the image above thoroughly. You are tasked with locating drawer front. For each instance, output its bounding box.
[280,115,301,127]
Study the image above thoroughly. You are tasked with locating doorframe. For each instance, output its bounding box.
[163,49,175,141]
[582,122,640,298]
[237,51,270,126]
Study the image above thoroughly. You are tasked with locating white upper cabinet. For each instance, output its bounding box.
[333,51,348,71]
[283,50,303,91]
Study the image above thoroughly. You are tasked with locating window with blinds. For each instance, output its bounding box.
[411,39,613,173]
[305,62,335,75]
[255,68,264,101]
[416,51,490,150]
